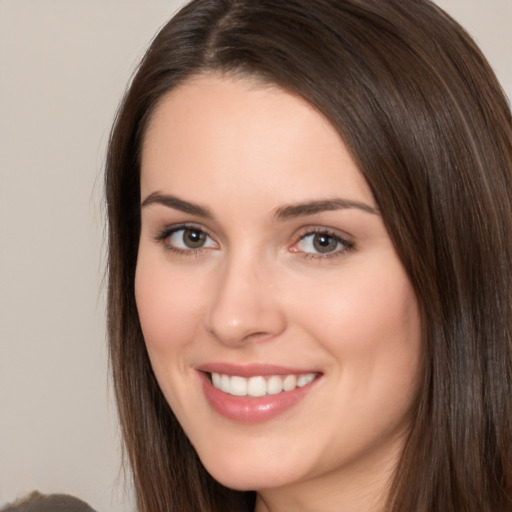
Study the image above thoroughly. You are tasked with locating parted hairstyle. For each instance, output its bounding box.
[105,1,512,511]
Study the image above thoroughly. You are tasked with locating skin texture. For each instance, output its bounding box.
[135,74,422,512]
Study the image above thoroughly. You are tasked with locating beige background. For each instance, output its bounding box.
[0,1,510,511]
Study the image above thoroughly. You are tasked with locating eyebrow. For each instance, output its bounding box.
[141,192,213,218]
[141,192,379,220]
[274,199,379,220]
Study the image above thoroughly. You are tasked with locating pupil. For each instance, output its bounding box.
[313,233,337,253]
[184,229,205,248]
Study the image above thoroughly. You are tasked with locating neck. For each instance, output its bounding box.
[253,442,400,512]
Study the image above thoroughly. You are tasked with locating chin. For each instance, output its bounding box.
[199,452,296,492]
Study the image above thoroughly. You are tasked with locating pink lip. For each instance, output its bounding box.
[197,364,321,424]
[197,362,317,378]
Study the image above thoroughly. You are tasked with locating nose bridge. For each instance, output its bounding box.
[205,247,286,345]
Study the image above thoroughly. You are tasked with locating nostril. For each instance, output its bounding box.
[242,331,275,343]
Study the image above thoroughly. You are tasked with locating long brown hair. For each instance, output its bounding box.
[105,1,512,510]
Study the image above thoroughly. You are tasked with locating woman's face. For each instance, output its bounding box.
[136,74,421,508]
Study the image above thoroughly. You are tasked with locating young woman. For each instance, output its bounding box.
[105,1,512,511]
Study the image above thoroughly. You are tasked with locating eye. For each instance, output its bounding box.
[158,226,218,253]
[292,230,353,257]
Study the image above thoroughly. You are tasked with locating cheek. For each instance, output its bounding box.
[288,256,421,384]
[134,256,206,356]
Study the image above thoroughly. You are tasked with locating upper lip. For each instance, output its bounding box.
[197,362,320,378]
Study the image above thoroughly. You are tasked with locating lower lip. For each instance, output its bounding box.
[199,372,319,423]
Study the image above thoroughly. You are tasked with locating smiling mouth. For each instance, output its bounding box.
[209,372,318,397]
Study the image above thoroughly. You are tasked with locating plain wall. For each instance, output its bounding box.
[0,1,510,511]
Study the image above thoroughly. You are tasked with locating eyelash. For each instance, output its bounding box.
[154,223,216,257]
[291,228,354,260]
[154,224,354,260]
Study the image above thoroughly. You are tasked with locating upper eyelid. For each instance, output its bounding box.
[291,226,355,254]
[148,216,225,243]
[294,232,352,248]
[155,225,218,254]
[152,222,354,249]
[294,225,354,242]
[155,222,213,238]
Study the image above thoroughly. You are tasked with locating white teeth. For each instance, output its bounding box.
[297,373,315,387]
[282,375,297,391]
[212,372,222,388]
[267,375,283,395]
[230,376,247,396]
[247,376,267,397]
[210,372,317,397]
[220,374,230,393]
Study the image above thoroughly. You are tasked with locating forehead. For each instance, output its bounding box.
[140,73,373,208]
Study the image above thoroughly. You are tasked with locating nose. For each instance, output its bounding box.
[204,254,287,346]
